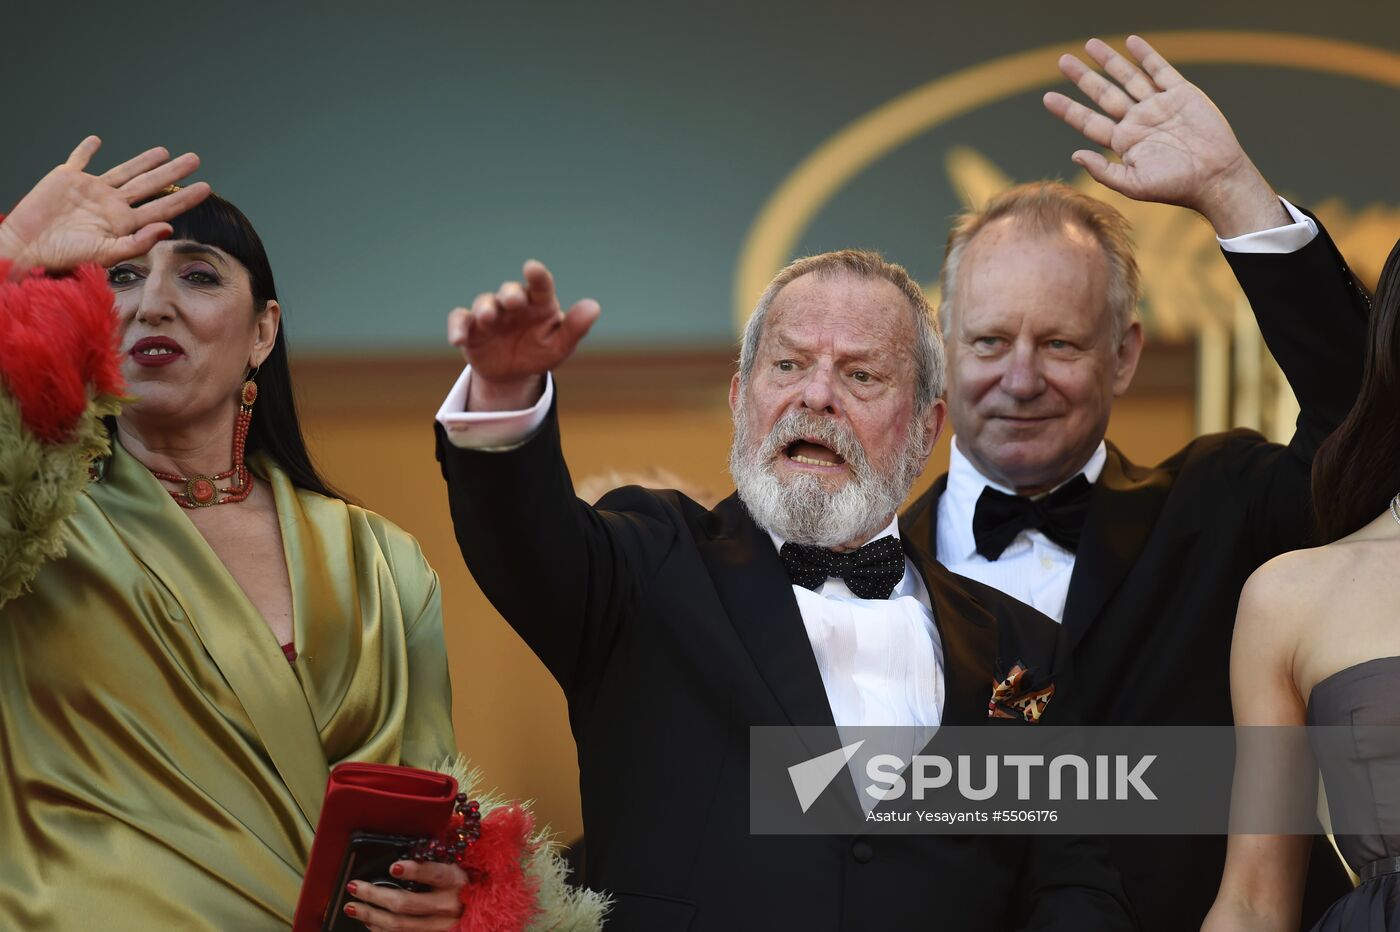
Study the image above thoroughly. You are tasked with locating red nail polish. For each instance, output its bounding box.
[346,881,357,896]
[344,903,357,917]
[390,862,405,877]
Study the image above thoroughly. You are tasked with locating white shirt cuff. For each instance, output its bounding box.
[435,366,553,450]
[1217,197,1317,255]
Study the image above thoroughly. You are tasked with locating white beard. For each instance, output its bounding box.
[729,405,925,548]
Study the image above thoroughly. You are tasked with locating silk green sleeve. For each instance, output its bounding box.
[397,553,456,770]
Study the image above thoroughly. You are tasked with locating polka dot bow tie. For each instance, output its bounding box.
[779,535,906,600]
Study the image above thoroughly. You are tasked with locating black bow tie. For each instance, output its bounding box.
[780,535,906,600]
[972,474,1093,561]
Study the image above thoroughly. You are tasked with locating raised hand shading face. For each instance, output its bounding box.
[945,218,1142,496]
[109,239,278,428]
[728,272,942,549]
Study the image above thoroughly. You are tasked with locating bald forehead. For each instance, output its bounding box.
[952,220,1112,330]
[965,215,1106,265]
[763,271,918,360]
[761,268,924,369]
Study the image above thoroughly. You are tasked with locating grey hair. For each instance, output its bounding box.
[737,249,944,414]
[938,181,1141,344]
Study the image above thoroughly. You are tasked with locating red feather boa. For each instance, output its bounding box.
[0,253,123,443]
[457,805,541,932]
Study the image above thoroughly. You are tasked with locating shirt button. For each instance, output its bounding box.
[1040,555,1054,570]
[851,840,875,863]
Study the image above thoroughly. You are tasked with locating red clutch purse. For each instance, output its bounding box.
[292,762,460,932]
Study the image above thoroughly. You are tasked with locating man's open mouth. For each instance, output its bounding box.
[784,438,847,468]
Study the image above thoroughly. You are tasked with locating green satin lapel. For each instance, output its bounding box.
[264,455,365,740]
[89,441,330,828]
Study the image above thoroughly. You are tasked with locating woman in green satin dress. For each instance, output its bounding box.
[0,138,467,931]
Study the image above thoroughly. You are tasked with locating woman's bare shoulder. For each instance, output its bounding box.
[1237,514,1400,679]
[1239,546,1348,619]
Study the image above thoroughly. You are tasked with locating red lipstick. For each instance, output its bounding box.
[129,336,185,368]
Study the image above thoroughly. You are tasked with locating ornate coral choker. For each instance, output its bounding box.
[149,379,257,508]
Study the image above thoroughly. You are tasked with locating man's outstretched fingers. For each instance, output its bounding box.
[523,259,556,306]
[1042,92,1116,149]
[1059,53,1133,119]
[497,280,528,311]
[471,292,499,328]
[1071,150,1129,191]
[562,298,602,343]
[1085,38,1156,101]
[64,136,102,171]
[1127,35,1186,89]
[447,307,473,347]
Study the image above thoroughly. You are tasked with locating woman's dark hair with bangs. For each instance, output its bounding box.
[1312,237,1399,542]
[165,193,344,501]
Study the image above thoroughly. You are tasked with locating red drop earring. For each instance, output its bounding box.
[150,370,258,508]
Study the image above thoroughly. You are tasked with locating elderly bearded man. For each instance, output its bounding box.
[432,250,1134,930]
[903,37,1366,931]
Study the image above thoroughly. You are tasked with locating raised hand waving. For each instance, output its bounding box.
[1044,36,1288,236]
[0,136,211,279]
[447,260,601,410]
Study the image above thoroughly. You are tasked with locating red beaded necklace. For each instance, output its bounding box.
[150,378,258,508]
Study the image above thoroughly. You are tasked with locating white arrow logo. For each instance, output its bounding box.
[787,740,866,813]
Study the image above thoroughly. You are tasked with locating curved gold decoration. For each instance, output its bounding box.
[734,30,1400,330]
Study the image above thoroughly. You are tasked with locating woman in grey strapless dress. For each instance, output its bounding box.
[1307,657,1400,929]
[1204,234,1400,931]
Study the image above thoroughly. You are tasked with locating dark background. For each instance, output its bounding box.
[5,1,1397,351]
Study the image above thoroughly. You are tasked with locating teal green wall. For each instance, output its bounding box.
[4,1,1397,351]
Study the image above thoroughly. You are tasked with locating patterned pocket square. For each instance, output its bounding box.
[988,661,1055,723]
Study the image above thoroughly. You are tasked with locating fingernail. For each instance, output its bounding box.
[344,903,357,917]
[346,881,357,896]
[390,862,405,877]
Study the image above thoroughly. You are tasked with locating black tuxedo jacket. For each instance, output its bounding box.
[437,409,1133,932]
[904,217,1370,931]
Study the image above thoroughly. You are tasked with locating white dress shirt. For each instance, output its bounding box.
[1216,197,1317,254]
[769,518,944,729]
[437,369,945,730]
[772,519,944,807]
[436,366,555,448]
[932,198,1318,623]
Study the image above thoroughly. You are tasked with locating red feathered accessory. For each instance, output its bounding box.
[456,805,541,932]
[0,256,123,443]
